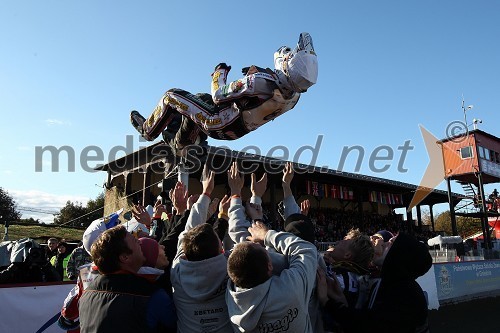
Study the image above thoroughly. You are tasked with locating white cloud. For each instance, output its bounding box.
[10,189,90,224]
[45,119,71,126]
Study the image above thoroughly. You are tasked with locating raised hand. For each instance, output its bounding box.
[228,162,244,196]
[153,199,168,219]
[201,163,215,196]
[282,162,294,186]
[132,203,152,227]
[187,194,201,210]
[246,221,269,244]
[171,181,188,214]
[300,199,311,216]
[207,197,220,219]
[218,195,231,219]
[251,172,268,198]
[282,162,294,198]
[245,202,263,221]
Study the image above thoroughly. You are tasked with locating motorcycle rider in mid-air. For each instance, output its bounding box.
[131,32,318,154]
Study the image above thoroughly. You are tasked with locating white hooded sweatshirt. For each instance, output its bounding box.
[171,194,233,333]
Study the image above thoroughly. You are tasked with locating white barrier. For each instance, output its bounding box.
[0,283,74,333]
[416,265,440,310]
[0,264,450,332]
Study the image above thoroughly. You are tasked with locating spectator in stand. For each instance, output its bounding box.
[317,233,432,332]
[45,237,59,261]
[170,164,233,333]
[50,241,71,281]
[66,242,92,280]
[79,225,176,333]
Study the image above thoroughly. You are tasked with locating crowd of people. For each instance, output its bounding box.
[0,236,92,284]
[1,162,433,332]
[54,162,431,332]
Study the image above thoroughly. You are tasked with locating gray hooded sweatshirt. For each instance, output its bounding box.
[171,194,233,333]
[226,230,318,333]
[230,195,326,333]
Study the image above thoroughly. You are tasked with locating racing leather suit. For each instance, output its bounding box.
[142,65,300,146]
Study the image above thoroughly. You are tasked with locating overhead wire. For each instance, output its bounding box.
[57,165,179,227]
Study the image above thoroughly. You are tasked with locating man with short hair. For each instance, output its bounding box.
[226,221,318,333]
[170,165,233,333]
[323,228,374,307]
[79,225,176,333]
[226,161,317,332]
[45,237,59,261]
[318,233,432,332]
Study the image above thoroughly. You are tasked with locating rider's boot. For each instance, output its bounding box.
[130,110,153,141]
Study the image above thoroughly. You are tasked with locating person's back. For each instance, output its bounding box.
[66,244,92,280]
[226,222,318,333]
[80,273,160,333]
[170,171,233,333]
[170,202,232,333]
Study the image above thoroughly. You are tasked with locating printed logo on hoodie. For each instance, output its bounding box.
[258,308,299,333]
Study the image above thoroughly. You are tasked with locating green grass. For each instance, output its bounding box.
[0,224,84,244]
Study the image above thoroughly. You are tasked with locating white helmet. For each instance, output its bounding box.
[274,32,318,93]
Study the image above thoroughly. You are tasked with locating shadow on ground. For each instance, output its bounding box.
[429,296,500,332]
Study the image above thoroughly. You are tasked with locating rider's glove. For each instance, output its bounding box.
[215,63,231,72]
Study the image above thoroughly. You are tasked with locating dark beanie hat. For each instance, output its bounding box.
[139,237,159,268]
[284,213,315,244]
[58,242,68,248]
[374,230,394,243]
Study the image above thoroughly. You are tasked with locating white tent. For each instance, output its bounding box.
[428,235,463,249]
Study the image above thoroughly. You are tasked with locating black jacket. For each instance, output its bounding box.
[325,233,432,333]
[79,273,176,333]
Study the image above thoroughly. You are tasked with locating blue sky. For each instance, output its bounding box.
[1,1,498,223]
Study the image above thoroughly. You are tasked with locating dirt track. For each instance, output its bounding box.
[428,296,500,332]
